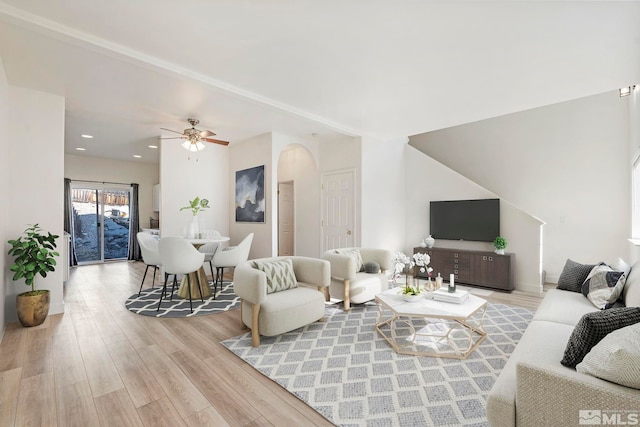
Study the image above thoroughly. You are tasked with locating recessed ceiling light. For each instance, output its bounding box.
[148,145,158,149]
[81,134,94,139]
[133,155,142,158]
[75,147,86,151]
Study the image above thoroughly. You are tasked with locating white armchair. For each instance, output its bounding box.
[322,247,393,311]
[234,256,330,346]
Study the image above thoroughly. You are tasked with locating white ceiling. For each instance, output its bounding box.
[0,1,638,164]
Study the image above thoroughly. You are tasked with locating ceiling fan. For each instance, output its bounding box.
[160,118,229,152]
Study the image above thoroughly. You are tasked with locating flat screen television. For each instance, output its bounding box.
[429,198,500,242]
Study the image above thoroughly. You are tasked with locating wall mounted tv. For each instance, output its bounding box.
[430,198,500,242]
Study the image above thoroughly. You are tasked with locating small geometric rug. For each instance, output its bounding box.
[221,301,534,426]
[125,281,240,318]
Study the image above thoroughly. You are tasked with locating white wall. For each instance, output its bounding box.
[0,59,9,336]
[64,154,159,230]
[6,86,65,321]
[629,86,640,262]
[411,91,630,282]
[276,140,321,257]
[360,136,406,252]
[228,133,272,259]
[159,138,229,240]
[404,146,543,293]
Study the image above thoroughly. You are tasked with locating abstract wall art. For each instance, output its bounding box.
[235,165,265,223]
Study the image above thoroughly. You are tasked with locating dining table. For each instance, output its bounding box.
[176,236,230,299]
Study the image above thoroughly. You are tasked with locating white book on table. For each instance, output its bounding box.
[433,288,469,304]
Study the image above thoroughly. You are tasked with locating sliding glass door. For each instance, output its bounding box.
[71,183,132,263]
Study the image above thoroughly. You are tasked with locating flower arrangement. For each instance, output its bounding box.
[393,251,432,296]
[180,197,210,216]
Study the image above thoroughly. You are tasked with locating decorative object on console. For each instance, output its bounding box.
[425,234,435,248]
[493,236,507,255]
[235,165,265,223]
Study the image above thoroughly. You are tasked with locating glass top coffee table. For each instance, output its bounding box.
[375,287,487,359]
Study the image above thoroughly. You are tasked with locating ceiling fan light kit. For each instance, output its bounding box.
[160,118,230,152]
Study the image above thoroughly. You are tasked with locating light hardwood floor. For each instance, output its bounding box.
[0,262,546,426]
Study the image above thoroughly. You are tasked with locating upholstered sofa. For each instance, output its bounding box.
[234,256,330,346]
[487,260,640,427]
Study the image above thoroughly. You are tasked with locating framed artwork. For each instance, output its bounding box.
[235,165,265,223]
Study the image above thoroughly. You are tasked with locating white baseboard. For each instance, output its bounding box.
[49,302,65,315]
[515,283,544,295]
[545,274,559,284]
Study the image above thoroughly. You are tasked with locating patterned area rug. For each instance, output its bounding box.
[125,281,240,317]
[221,301,534,426]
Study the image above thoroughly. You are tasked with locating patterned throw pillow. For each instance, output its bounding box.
[334,248,364,272]
[576,322,640,389]
[254,258,298,294]
[581,263,626,309]
[556,259,596,293]
[560,307,640,368]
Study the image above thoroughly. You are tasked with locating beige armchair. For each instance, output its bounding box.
[233,256,330,346]
[322,247,392,311]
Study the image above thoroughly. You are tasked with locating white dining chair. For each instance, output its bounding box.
[212,233,254,291]
[198,229,222,284]
[137,232,162,296]
[158,237,206,312]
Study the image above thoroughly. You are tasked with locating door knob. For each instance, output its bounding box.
[347,230,352,235]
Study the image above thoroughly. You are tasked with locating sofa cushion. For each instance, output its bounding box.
[533,289,602,326]
[581,263,626,310]
[576,322,640,389]
[557,259,596,293]
[329,272,386,304]
[254,258,298,294]
[335,248,364,272]
[486,320,576,427]
[560,307,640,368]
[623,261,640,307]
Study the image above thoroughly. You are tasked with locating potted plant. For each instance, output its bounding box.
[493,236,507,255]
[7,224,59,327]
[180,197,210,238]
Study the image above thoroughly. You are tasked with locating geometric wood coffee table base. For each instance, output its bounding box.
[375,288,487,359]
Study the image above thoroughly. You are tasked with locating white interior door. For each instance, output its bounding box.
[278,182,294,256]
[321,170,355,252]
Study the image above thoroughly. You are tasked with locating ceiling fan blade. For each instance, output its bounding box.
[159,136,186,140]
[160,127,185,135]
[202,137,230,146]
[199,130,216,137]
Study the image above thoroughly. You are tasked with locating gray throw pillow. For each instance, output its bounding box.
[561,307,640,368]
[557,259,596,293]
[364,261,380,274]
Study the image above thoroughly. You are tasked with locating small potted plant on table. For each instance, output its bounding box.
[7,224,59,327]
